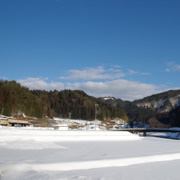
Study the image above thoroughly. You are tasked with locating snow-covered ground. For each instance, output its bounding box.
[147,132,180,139]
[54,117,87,123]
[0,127,180,180]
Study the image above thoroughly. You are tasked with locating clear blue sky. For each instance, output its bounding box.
[0,0,180,100]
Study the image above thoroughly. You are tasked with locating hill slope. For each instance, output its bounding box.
[134,90,180,113]
[0,80,127,121]
[1,80,179,127]
[100,97,155,124]
[0,80,51,118]
[102,89,180,127]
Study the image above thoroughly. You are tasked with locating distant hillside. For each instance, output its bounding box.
[1,80,179,127]
[102,90,180,127]
[0,80,52,118]
[169,106,180,127]
[134,90,180,113]
[0,80,128,121]
[100,97,155,124]
[33,89,128,120]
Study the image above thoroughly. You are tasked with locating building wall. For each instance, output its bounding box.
[0,119,30,127]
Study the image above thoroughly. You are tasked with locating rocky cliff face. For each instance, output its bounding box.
[134,90,180,113]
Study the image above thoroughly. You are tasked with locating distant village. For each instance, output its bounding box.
[0,113,129,130]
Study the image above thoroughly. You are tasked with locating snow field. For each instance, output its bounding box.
[0,127,141,143]
[1,127,180,179]
[0,128,140,150]
[6,152,180,172]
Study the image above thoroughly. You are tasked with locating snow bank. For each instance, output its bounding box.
[7,153,180,172]
[0,127,180,180]
[148,132,180,139]
[0,128,141,145]
[0,128,141,150]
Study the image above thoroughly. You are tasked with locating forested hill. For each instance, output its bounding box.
[102,89,180,127]
[0,80,128,121]
[134,90,180,113]
[100,97,155,124]
[0,80,52,118]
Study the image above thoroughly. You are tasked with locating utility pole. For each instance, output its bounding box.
[68,112,71,119]
[95,104,98,130]
[68,112,71,129]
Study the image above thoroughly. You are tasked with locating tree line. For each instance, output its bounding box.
[0,80,128,121]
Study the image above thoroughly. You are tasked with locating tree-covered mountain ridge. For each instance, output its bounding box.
[0,80,128,121]
[134,90,180,113]
[102,89,180,127]
[0,80,179,127]
[102,89,180,114]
